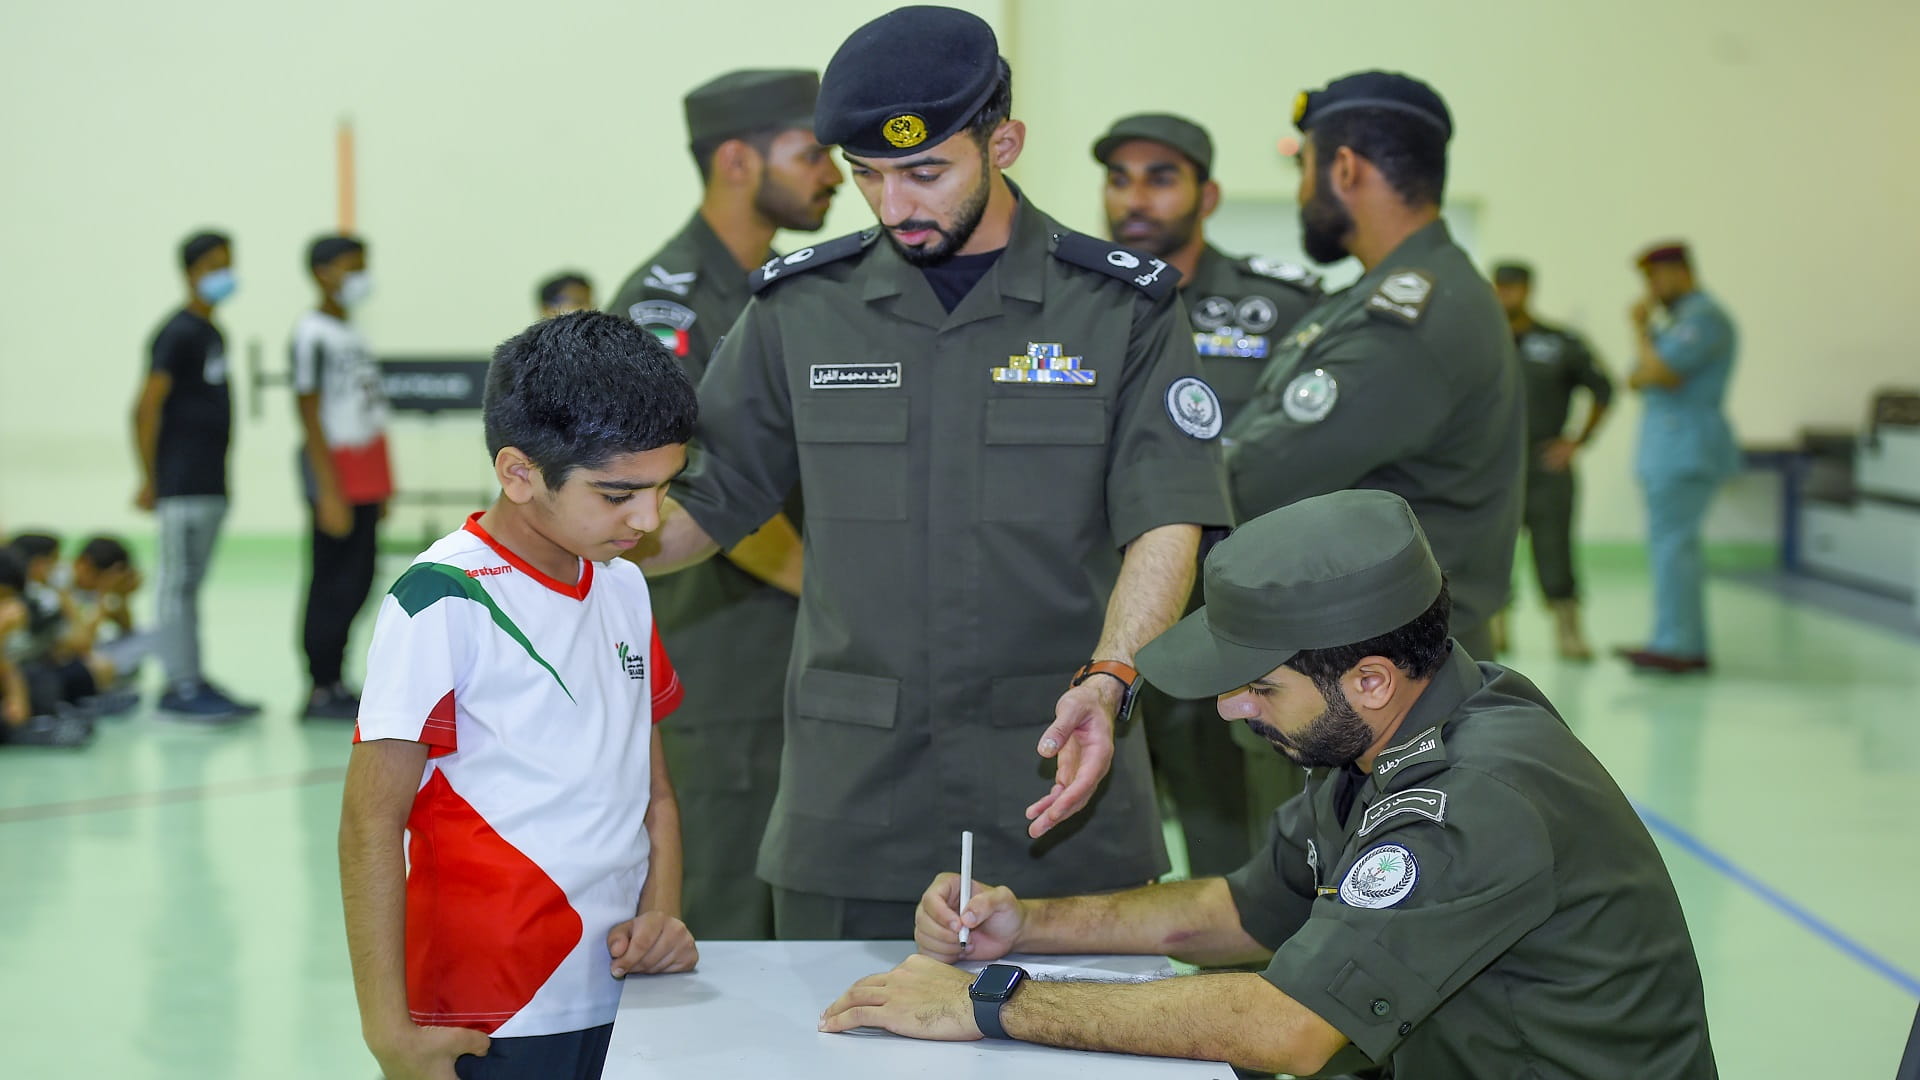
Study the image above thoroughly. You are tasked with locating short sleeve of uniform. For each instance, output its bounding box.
[1258,770,1556,1063]
[1223,793,1318,949]
[353,564,480,757]
[148,319,193,378]
[1105,291,1233,544]
[1224,328,1451,518]
[650,624,682,721]
[1567,332,1614,407]
[1653,304,1729,378]
[671,298,799,549]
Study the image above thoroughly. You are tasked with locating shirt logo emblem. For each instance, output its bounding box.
[1339,844,1419,909]
[882,114,928,148]
[1106,250,1141,269]
[1191,295,1235,332]
[1281,367,1339,424]
[1235,295,1280,334]
[810,363,901,389]
[465,565,512,579]
[1165,376,1222,439]
[993,342,1095,385]
[615,641,645,681]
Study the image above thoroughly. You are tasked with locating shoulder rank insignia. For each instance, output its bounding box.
[1357,788,1448,839]
[1365,269,1436,326]
[749,229,879,294]
[1242,255,1322,295]
[642,264,697,297]
[1049,232,1180,301]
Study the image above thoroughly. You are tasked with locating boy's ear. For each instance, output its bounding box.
[496,447,540,504]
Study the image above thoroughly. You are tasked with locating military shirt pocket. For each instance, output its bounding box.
[795,397,910,521]
[981,398,1109,523]
[785,667,900,824]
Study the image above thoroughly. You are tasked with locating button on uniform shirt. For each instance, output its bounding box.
[291,310,393,504]
[354,514,683,1038]
[1638,290,1739,481]
[1226,648,1717,1078]
[671,199,1233,901]
[1224,221,1522,643]
[148,308,233,498]
[1515,320,1613,449]
[1181,246,1320,423]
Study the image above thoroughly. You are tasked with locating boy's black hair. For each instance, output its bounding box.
[537,272,592,308]
[7,533,60,564]
[0,548,24,594]
[180,230,230,270]
[483,311,698,489]
[1285,578,1454,694]
[79,536,132,572]
[308,234,367,271]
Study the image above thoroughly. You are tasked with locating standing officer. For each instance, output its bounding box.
[1225,72,1521,660]
[1094,112,1320,876]
[1619,242,1738,674]
[606,69,837,940]
[1492,262,1613,661]
[634,5,1232,940]
[825,490,1717,1080]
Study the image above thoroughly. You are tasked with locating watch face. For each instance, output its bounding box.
[970,964,1025,1001]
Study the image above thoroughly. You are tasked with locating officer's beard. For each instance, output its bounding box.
[1246,683,1374,768]
[755,173,834,233]
[886,159,993,267]
[1108,204,1201,260]
[1299,173,1355,266]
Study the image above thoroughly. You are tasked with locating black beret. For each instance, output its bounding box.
[815,5,1004,159]
[1491,261,1533,285]
[684,69,820,146]
[1091,113,1214,177]
[1294,71,1452,141]
[1637,242,1691,268]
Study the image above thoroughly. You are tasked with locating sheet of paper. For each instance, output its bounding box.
[956,959,1177,983]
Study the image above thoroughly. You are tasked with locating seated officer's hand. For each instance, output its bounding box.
[367,1021,489,1080]
[607,911,699,977]
[819,953,979,1040]
[1026,678,1120,838]
[916,871,1025,963]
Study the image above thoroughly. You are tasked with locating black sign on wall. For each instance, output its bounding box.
[379,357,493,413]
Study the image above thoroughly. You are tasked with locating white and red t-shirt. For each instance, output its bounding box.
[355,513,683,1037]
[291,310,393,504]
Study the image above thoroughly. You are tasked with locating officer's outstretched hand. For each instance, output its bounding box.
[1026,679,1119,838]
[916,871,1025,963]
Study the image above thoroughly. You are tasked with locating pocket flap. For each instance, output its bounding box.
[984,398,1108,446]
[796,398,910,443]
[795,668,900,729]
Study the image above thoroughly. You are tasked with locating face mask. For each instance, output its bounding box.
[196,268,237,305]
[336,271,374,309]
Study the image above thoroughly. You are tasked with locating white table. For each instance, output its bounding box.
[607,941,1234,1078]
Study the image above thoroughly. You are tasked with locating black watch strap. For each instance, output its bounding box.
[969,964,1027,1040]
[972,993,1012,1040]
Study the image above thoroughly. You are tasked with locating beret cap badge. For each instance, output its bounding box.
[882,113,929,149]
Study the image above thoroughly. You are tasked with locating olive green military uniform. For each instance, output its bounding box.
[610,212,794,940]
[670,199,1233,934]
[1224,646,1717,1076]
[1144,244,1319,878]
[1515,319,1612,603]
[1225,220,1522,659]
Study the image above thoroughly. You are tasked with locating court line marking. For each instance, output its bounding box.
[1635,800,1920,998]
[0,766,348,824]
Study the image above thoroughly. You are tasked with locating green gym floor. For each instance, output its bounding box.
[1,537,1914,1078]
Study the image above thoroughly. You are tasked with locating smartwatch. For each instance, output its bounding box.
[969,963,1028,1040]
[1072,659,1141,727]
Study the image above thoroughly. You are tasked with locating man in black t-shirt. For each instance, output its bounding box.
[131,230,259,721]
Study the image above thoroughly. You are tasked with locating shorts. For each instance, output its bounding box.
[22,659,97,712]
[452,1023,613,1080]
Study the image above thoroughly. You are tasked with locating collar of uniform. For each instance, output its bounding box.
[1357,217,1454,289]
[686,211,759,301]
[1367,644,1479,792]
[859,188,1051,311]
[1187,243,1229,291]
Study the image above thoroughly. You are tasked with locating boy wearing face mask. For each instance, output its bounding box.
[132,229,260,720]
[293,234,393,721]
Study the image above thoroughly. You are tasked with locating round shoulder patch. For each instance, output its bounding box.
[1165,377,1223,440]
[1281,367,1338,424]
[1339,843,1418,909]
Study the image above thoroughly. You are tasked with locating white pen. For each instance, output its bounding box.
[958,830,974,947]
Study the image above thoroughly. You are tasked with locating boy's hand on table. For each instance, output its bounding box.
[609,911,699,977]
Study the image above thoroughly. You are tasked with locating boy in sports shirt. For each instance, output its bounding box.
[340,311,701,1080]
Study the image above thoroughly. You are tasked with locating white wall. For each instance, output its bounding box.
[3,0,1915,543]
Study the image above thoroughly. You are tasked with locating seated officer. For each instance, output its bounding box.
[821,489,1717,1079]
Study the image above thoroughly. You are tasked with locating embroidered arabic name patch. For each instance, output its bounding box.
[809,363,901,390]
[1358,788,1448,838]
